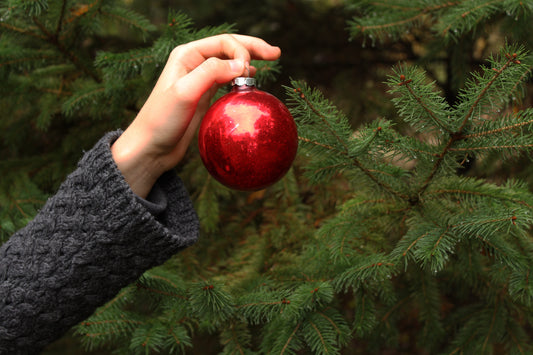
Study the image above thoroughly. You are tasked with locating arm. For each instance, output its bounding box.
[0,34,280,353]
[0,131,199,353]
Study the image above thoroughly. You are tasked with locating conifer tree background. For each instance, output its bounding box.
[2,0,533,354]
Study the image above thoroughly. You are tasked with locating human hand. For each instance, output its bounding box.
[110,34,281,198]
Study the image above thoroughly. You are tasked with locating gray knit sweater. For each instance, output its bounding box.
[0,131,199,354]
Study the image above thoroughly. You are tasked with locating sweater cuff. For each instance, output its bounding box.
[136,182,167,216]
[97,130,199,252]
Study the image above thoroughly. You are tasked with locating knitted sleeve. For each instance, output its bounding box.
[0,131,199,354]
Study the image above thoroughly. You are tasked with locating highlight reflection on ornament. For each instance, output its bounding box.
[198,77,298,191]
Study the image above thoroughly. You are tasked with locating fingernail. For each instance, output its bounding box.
[229,59,244,73]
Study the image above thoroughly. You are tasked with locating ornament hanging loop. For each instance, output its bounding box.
[232,76,255,87]
[244,62,250,78]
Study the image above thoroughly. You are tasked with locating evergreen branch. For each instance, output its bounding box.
[95,287,135,316]
[281,323,301,355]
[64,86,105,108]
[82,319,143,327]
[431,226,450,256]
[100,53,155,66]
[426,188,533,208]
[402,231,430,257]
[458,0,500,19]
[381,296,409,324]
[474,235,512,262]
[481,299,498,353]
[0,22,45,39]
[400,77,452,133]
[99,6,156,34]
[55,0,67,35]
[0,55,53,68]
[389,66,453,133]
[168,327,184,346]
[32,17,101,82]
[298,136,337,152]
[235,300,286,308]
[358,12,424,33]
[356,1,462,32]
[135,282,189,300]
[510,65,533,100]
[366,2,419,11]
[459,53,516,131]
[225,325,245,355]
[351,1,461,38]
[461,117,533,139]
[441,0,502,36]
[316,310,343,339]
[452,215,517,229]
[297,89,349,152]
[417,52,519,197]
[83,329,126,338]
[448,143,533,152]
[62,1,99,25]
[296,90,410,200]
[307,320,327,353]
[508,331,526,355]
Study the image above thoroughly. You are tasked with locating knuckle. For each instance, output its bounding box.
[169,45,186,60]
[201,57,222,73]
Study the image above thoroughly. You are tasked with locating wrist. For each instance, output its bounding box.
[111,128,167,199]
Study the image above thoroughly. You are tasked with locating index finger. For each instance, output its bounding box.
[174,34,281,71]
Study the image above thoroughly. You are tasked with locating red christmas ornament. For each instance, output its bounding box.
[198,77,298,191]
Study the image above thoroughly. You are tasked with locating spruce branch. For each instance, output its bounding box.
[220,322,251,355]
[94,286,136,316]
[0,22,45,39]
[348,0,461,41]
[60,0,100,27]
[290,84,410,201]
[55,0,67,35]
[61,84,106,116]
[458,52,518,131]
[398,75,452,133]
[388,65,453,133]
[415,47,528,197]
[460,115,533,140]
[294,87,350,152]
[32,16,100,82]
[283,323,302,355]
[99,6,156,36]
[440,0,502,38]
[448,143,533,152]
[424,181,533,209]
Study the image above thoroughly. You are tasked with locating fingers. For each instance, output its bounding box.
[230,34,281,61]
[171,34,280,104]
[173,34,281,72]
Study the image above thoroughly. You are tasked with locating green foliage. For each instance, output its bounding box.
[285,42,533,353]
[347,0,533,98]
[347,0,533,44]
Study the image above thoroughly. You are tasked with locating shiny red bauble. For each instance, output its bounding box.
[198,77,298,191]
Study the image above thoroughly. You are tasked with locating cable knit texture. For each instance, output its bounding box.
[0,131,199,354]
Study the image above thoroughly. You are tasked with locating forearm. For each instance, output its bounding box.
[0,131,199,354]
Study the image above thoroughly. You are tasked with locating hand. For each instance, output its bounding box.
[110,34,281,198]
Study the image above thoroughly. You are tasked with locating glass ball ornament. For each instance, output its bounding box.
[198,77,298,191]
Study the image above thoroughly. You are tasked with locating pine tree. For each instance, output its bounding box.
[3,0,533,354]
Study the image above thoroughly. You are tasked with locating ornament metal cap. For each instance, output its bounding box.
[232,77,256,87]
